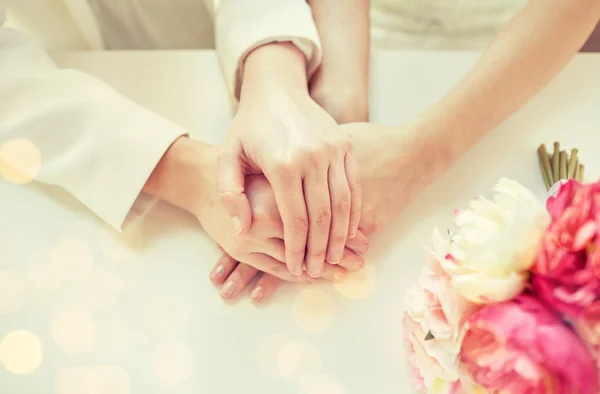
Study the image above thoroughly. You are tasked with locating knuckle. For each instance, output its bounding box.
[313,209,331,228]
[330,234,347,245]
[267,263,287,277]
[348,180,361,194]
[338,138,352,153]
[305,149,325,168]
[307,248,327,260]
[289,248,307,258]
[332,196,351,214]
[291,215,309,234]
[274,158,297,175]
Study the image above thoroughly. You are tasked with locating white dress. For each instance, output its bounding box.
[371,0,526,49]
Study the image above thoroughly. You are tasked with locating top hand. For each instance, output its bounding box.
[212,119,444,303]
[218,42,364,279]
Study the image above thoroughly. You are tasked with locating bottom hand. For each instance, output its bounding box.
[211,240,367,303]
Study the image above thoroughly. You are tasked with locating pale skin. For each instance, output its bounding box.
[142,136,371,289]
[211,0,600,303]
[308,0,370,124]
[218,42,364,279]
[208,0,372,301]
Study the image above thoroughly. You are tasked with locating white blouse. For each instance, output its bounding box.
[88,0,527,51]
[88,0,215,49]
[371,0,527,49]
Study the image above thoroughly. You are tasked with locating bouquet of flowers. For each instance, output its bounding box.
[403,143,600,393]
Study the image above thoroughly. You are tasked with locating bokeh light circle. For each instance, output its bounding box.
[0,330,43,374]
[87,365,131,394]
[0,138,42,184]
[292,289,336,333]
[333,265,377,299]
[51,307,97,355]
[55,366,91,394]
[277,340,322,383]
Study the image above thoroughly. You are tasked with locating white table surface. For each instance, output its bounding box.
[1,50,599,394]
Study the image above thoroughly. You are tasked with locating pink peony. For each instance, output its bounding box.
[460,294,598,394]
[403,322,427,393]
[532,179,600,317]
[402,252,478,392]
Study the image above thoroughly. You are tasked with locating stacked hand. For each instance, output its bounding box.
[218,42,364,279]
[211,121,429,302]
[193,143,370,300]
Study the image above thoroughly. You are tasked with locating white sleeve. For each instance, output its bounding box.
[214,0,323,99]
[0,9,186,231]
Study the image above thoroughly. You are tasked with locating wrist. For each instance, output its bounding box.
[241,42,309,100]
[143,137,218,218]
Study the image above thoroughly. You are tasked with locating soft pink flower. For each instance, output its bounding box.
[403,322,427,393]
[403,254,478,392]
[460,294,597,394]
[532,180,600,317]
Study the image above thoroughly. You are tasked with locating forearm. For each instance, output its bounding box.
[143,137,217,217]
[240,42,309,101]
[421,0,600,169]
[308,0,370,93]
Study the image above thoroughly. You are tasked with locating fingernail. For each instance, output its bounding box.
[232,216,243,234]
[333,272,345,283]
[251,287,264,303]
[211,265,225,280]
[293,265,303,276]
[349,231,357,239]
[308,267,322,278]
[359,243,370,254]
[328,253,341,265]
[220,281,235,298]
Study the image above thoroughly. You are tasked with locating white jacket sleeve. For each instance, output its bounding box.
[0,8,186,231]
[214,0,323,99]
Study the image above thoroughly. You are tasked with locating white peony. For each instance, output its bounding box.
[435,178,550,304]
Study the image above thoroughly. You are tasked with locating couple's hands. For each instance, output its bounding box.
[218,42,364,278]
[212,121,432,303]
[194,146,369,286]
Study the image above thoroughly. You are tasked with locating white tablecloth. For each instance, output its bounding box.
[0,50,599,394]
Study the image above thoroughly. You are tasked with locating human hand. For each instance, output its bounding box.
[210,241,366,302]
[211,120,440,303]
[218,42,365,278]
[342,120,439,237]
[195,143,369,286]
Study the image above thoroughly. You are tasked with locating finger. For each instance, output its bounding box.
[210,253,238,284]
[220,263,259,300]
[326,161,351,265]
[344,230,370,255]
[345,153,363,240]
[218,141,252,235]
[248,253,315,284]
[269,175,308,276]
[336,248,365,272]
[260,238,286,263]
[250,273,284,304]
[303,167,331,278]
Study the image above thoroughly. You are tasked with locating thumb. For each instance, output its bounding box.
[218,141,252,235]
